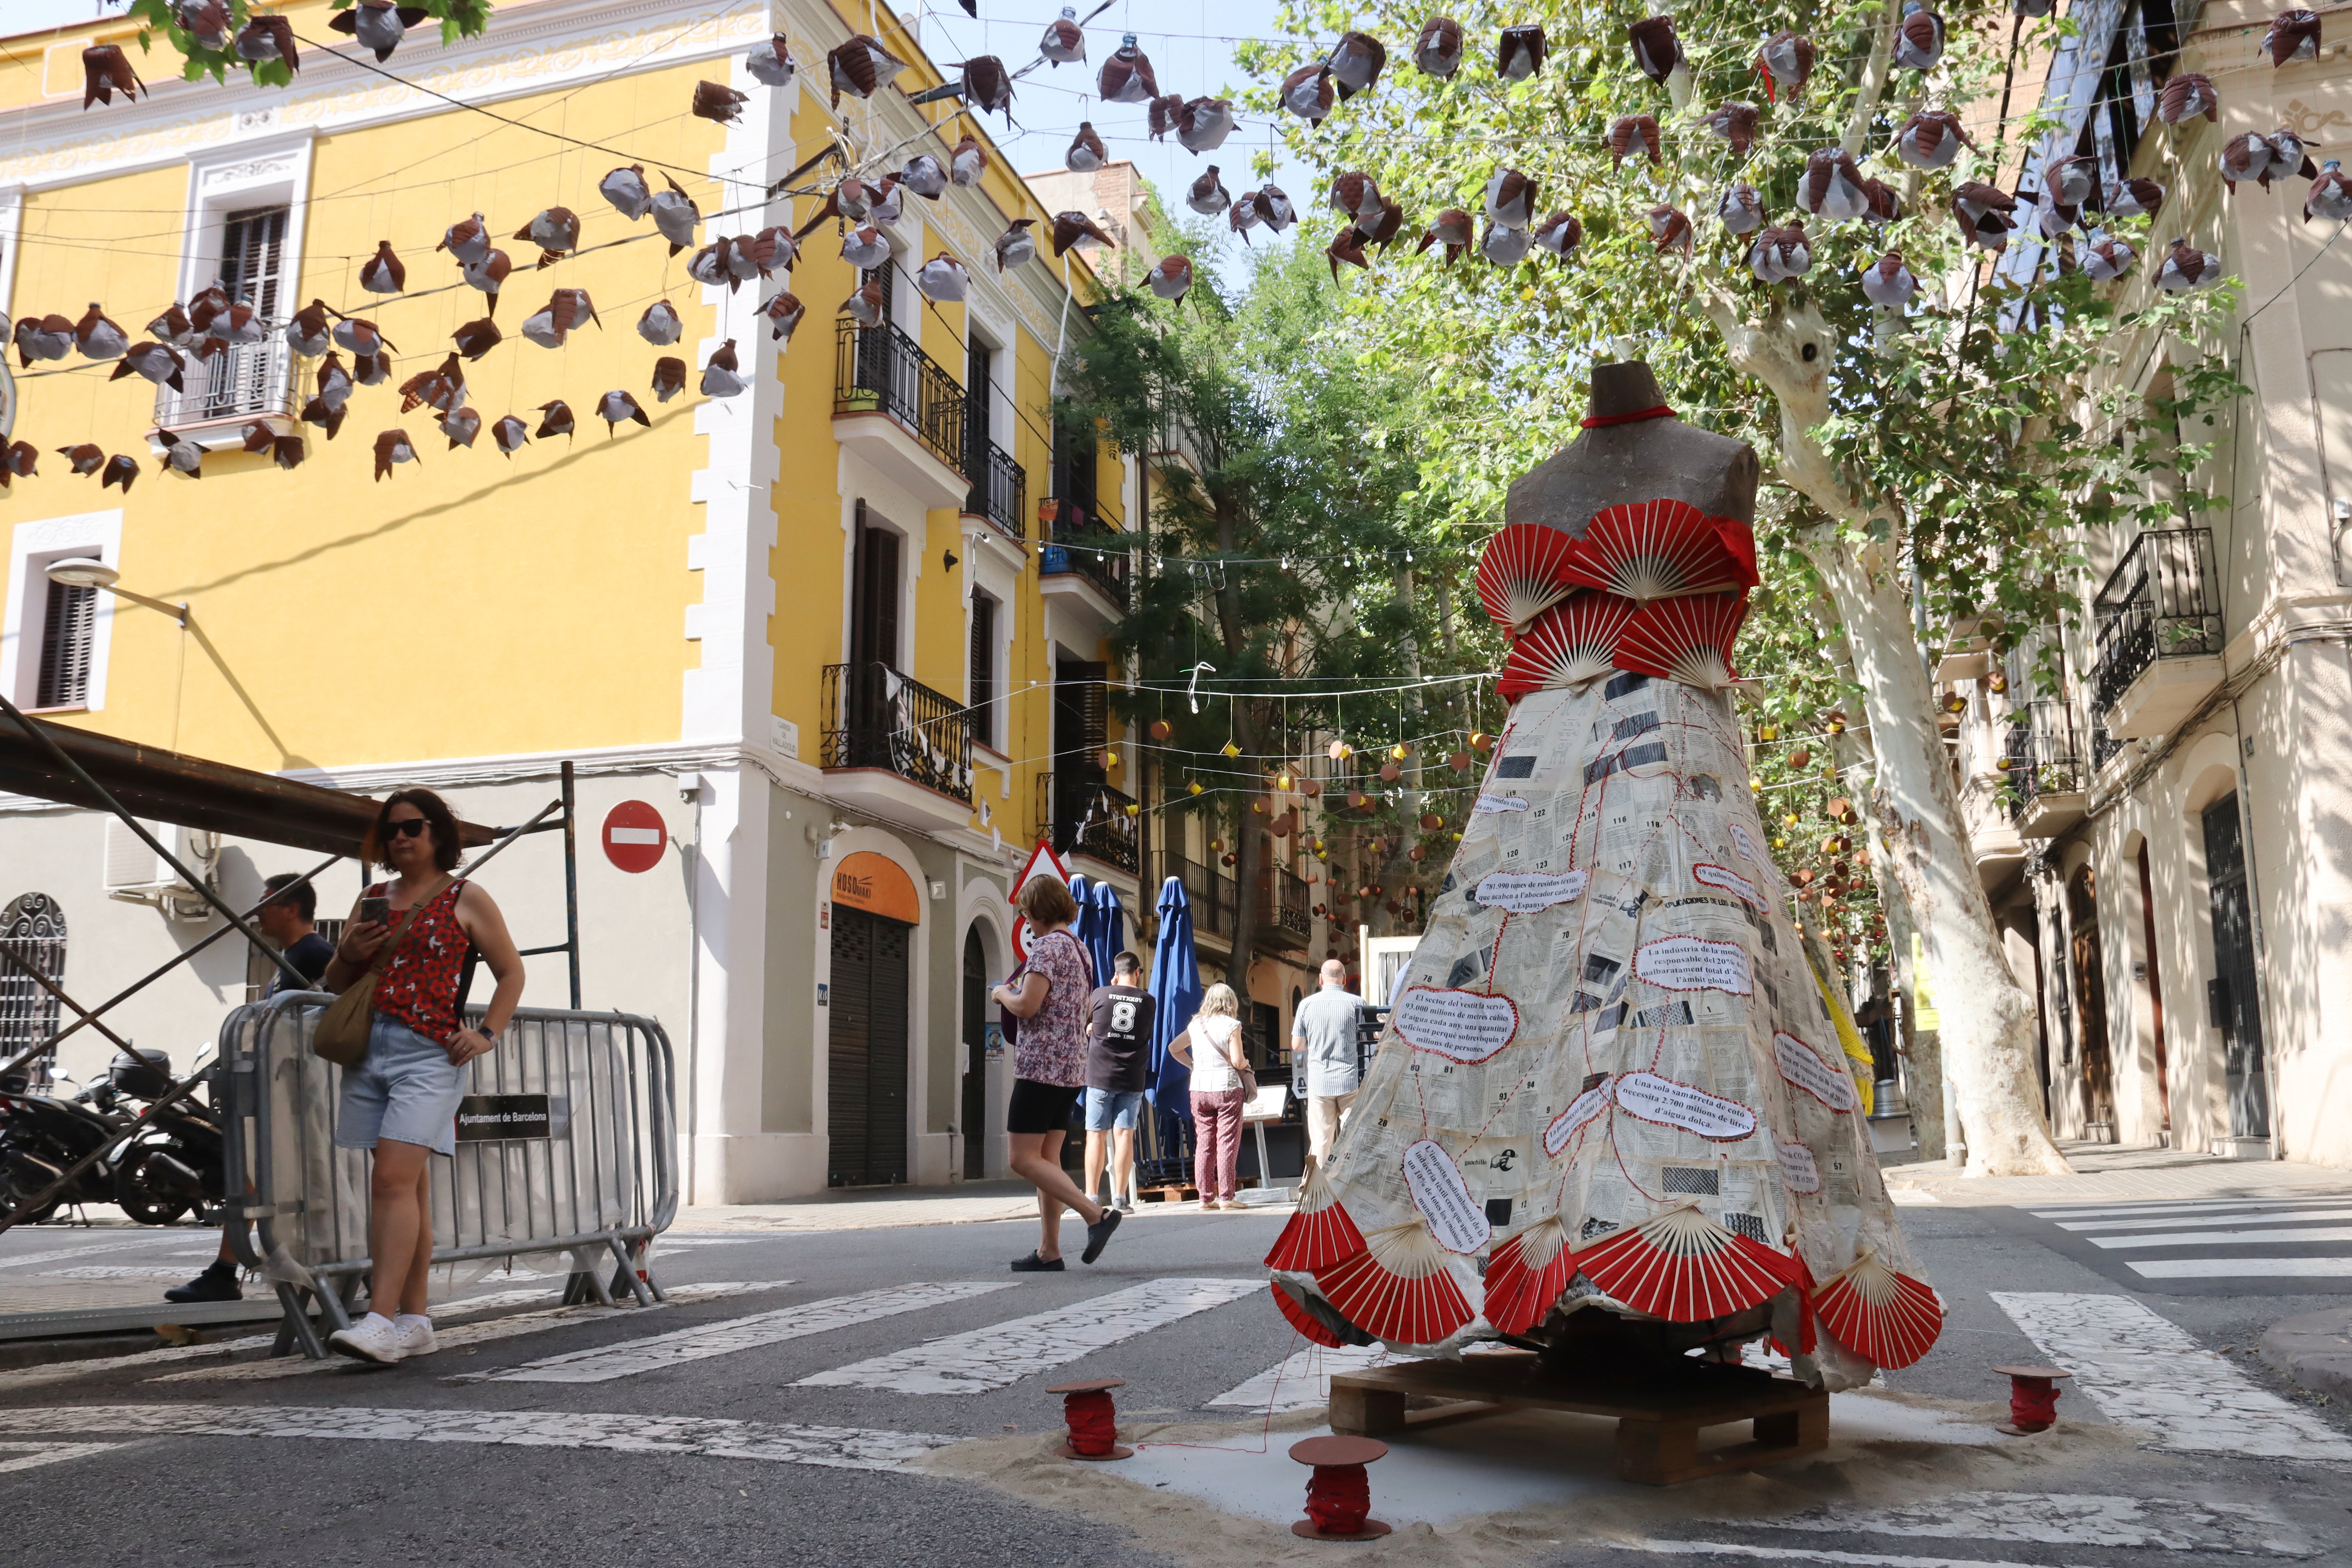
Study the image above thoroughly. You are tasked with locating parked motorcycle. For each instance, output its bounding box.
[0,1048,220,1226]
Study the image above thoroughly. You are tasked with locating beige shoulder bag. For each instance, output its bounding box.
[312,875,454,1068]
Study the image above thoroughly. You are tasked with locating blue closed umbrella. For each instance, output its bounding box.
[1085,879,1125,990]
[1146,875,1203,1122]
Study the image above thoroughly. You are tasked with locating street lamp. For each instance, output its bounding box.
[44,557,187,627]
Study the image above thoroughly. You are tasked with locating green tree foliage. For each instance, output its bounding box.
[119,0,493,88]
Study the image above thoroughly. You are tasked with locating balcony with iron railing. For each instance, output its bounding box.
[2001,695,2089,837]
[964,439,1026,542]
[834,320,967,504]
[1037,497,1130,612]
[1036,771,1137,873]
[1172,853,1238,940]
[820,662,972,815]
[154,337,299,440]
[1257,864,1311,949]
[2090,526,2224,744]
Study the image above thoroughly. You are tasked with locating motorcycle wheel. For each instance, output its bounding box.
[113,1155,193,1227]
[0,1169,59,1226]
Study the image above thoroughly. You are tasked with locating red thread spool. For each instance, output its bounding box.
[1047,1377,1132,1461]
[1994,1364,2071,1435]
[1289,1435,1392,1541]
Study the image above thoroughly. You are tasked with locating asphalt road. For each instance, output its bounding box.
[1,1193,2348,1568]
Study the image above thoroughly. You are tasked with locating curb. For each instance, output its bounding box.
[2260,1307,2352,1402]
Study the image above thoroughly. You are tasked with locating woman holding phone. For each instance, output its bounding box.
[320,788,524,1364]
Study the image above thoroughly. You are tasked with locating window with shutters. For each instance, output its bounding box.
[968,591,999,749]
[173,204,292,423]
[34,578,96,710]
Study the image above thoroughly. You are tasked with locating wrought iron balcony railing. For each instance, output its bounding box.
[1259,864,1310,942]
[1172,853,1237,937]
[1035,772,1137,872]
[1037,498,1130,609]
[154,337,298,429]
[835,319,966,477]
[820,661,972,803]
[2001,697,2085,819]
[2089,526,2222,716]
[965,439,1025,541]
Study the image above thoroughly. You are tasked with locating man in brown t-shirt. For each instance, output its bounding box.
[1082,951,1155,1213]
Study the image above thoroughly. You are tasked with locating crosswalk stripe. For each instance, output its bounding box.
[0,1441,121,1476]
[0,1403,956,1472]
[1738,1488,2306,1553]
[795,1276,1260,1395]
[2088,1225,2352,1250]
[1602,1540,2097,1567]
[150,1281,794,1382]
[0,1237,195,1271]
[2127,1257,2352,1280]
[2026,1197,2352,1220]
[2057,1207,2352,1233]
[1989,1291,2352,1461]
[482,1281,1016,1384]
[1209,1343,1397,1412]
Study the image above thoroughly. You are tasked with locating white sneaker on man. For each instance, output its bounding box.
[393,1314,438,1358]
[327,1313,405,1365]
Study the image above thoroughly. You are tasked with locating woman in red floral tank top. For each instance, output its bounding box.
[319,788,524,1365]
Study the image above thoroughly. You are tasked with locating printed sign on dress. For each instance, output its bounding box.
[1394,986,1519,1065]
[1403,1139,1493,1253]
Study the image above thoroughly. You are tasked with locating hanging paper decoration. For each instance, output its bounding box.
[1754,30,1814,100]
[1312,1223,1474,1346]
[1811,1251,1945,1368]
[1575,1206,1792,1322]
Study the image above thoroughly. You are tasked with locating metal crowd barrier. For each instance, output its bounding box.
[219,993,678,1358]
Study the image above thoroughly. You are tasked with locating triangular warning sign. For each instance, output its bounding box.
[1009,839,1071,906]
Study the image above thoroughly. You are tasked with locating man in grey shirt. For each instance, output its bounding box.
[1290,959,1363,1173]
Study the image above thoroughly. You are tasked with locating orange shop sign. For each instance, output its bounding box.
[831,851,920,924]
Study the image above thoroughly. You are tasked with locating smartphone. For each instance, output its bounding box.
[359,895,391,925]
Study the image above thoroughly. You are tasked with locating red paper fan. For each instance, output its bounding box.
[1476,522,1585,634]
[1574,1205,1795,1322]
[1497,593,1639,700]
[1613,591,1749,690]
[1265,1166,1368,1273]
[1558,498,1759,603]
[1270,1281,1346,1348]
[1810,1250,1943,1368]
[1313,1223,1475,1346]
[1480,1215,1575,1335]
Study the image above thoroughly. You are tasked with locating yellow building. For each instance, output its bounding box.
[0,0,1139,1200]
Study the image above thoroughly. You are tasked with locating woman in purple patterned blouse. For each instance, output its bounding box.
[992,876,1122,1270]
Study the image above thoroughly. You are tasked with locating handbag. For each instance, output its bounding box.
[312,875,454,1068]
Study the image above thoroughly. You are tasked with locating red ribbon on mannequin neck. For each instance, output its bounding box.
[1579,404,1677,428]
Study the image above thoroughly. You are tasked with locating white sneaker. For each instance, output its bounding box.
[393,1315,438,1358]
[328,1313,404,1365]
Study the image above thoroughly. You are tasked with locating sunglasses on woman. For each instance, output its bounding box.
[387,817,429,839]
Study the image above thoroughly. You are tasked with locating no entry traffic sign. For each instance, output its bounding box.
[602,800,668,873]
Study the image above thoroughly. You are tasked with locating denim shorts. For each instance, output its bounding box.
[334,1014,466,1156]
[1084,1087,1146,1131]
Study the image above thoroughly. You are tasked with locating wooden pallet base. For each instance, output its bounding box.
[1137,1185,1200,1204]
[1327,1350,1829,1486]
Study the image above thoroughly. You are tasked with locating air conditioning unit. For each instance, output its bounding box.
[103,818,217,917]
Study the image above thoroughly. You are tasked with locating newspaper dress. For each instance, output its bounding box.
[1267,365,1939,1388]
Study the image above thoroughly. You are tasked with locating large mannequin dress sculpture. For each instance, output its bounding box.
[1268,362,1941,1390]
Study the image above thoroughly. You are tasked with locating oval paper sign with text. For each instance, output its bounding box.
[1473,869,1590,914]
[1612,1070,1757,1141]
[1394,986,1519,1065]
[1402,1139,1491,1253]
[1543,1078,1614,1156]
[1774,1031,1857,1112]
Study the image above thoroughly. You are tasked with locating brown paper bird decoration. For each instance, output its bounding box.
[398,353,466,414]
[461,249,512,311]
[330,1,428,61]
[2158,71,2218,124]
[1609,115,1662,169]
[1329,171,1384,223]
[2158,237,2224,291]
[840,279,885,329]
[300,396,346,443]
[1280,62,1334,122]
[0,442,32,489]
[745,34,797,87]
[2307,160,2352,221]
[1892,1,1944,69]
[285,300,333,357]
[451,317,502,360]
[1098,34,1159,102]
[514,207,580,269]
[1066,121,1108,172]
[1418,208,1474,264]
[994,219,1038,271]
[235,14,297,69]
[173,1,231,51]
[1497,24,1545,79]
[1414,15,1463,77]
[2109,176,2166,217]
[701,339,748,397]
[362,429,414,484]
[1705,101,1760,157]
[15,315,73,365]
[636,300,684,346]
[651,357,688,402]
[950,134,987,187]
[74,304,128,361]
[1627,17,1684,84]
[440,406,481,449]
[438,213,491,264]
[1716,183,1765,234]
[1039,6,1085,64]
[81,43,143,108]
[1328,31,1386,97]
[651,175,700,254]
[2265,8,2321,64]
[1648,204,1695,255]
[1147,92,1185,142]
[1052,210,1115,257]
[1895,110,1975,170]
[692,80,748,125]
[534,401,575,443]
[1755,30,1814,100]
[491,415,530,456]
[58,444,104,476]
[1952,183,2019,252]
[827,34,907,107]
[144,303,196,347]
[1801,146,1872,219]
[917,252,968,302]
[596,390,650,434]
[1186,166,1231,215]
[1480,221,1531,265]
[600,165,653,219]
[1177,96,1235,154]
[156,428,204,480]
[101,454,139,493]
[110,342,187,391]
[1326,224,1370,279]
[360,240,406,293]
[960,56,1013,120]
[762,291,806,342]
[1534,209,1583,259]
[1146,254,1193,301]
[900,153,948,199]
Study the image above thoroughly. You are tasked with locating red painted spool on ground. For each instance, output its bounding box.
[1047,1378,1133,1460]
[1994,1364,2072,1435]
[1288,1435,1392,1541]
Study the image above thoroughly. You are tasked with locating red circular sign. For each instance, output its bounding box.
[602,800,668,873]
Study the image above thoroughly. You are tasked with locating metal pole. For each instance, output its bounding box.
[0,690,313,993]
[562,759,582,1010]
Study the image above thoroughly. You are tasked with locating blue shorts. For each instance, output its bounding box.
[1084,1087,1145,1131]
[334,1014,466,1156]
